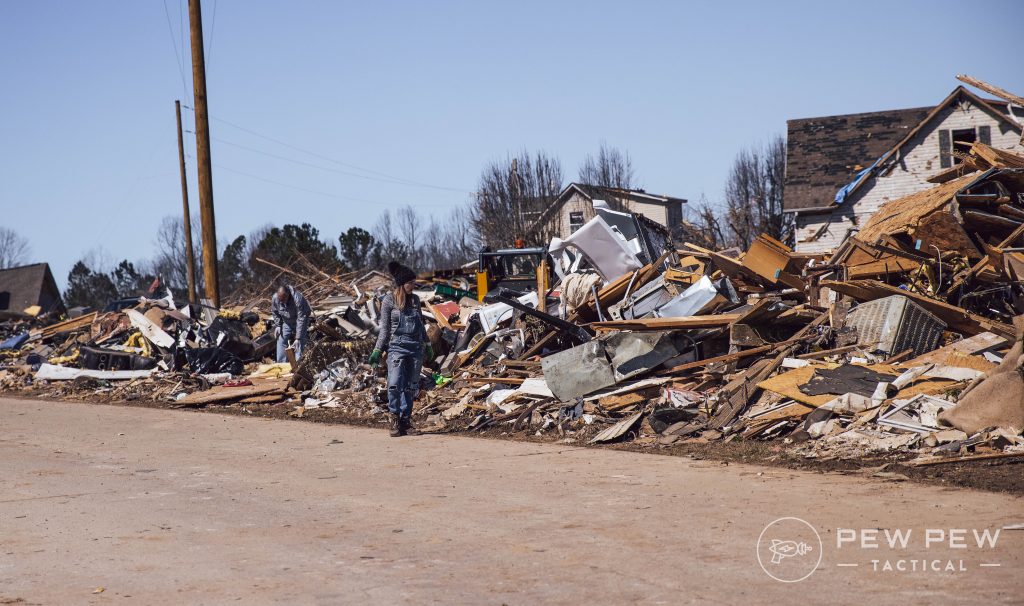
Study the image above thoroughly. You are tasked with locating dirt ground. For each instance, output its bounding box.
[16,390,1023,496]
[2,397,1022,605]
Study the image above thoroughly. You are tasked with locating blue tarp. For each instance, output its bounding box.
[834,155,884,206]
[0,332,29,350]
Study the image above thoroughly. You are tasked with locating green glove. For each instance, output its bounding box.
[425,344,434,361]
[368,349,382,366]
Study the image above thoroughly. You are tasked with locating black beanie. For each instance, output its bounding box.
[387,261,416,286]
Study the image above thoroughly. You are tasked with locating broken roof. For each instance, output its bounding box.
[783,106,931,213]
[0,262,65,316]
[784,87,1022,214]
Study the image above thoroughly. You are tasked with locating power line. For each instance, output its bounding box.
[161,0,189,96]
[181,104,473,194]
[210,135,473,191]
[211,162,456,208]
[207,0,218,67]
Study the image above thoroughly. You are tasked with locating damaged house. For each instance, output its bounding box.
[533,183,687,240]
[0,262,65,319]
[785,85,1024,253]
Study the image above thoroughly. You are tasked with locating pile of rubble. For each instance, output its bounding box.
[3,142,1024,467]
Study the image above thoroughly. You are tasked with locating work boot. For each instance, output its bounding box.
[389,415,403,437]
[401,417,420,436]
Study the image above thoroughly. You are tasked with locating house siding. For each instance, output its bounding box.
[553,192,599,239]
[794,98,1023,253]
[625,200,669,228]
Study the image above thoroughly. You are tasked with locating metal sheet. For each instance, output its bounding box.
[603,330,683,381]
[541,340,616,401]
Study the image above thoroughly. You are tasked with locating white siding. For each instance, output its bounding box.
[794,98,1023,253]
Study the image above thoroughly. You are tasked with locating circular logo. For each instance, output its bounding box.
[756,517,823,583]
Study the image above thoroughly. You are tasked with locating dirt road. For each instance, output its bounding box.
[1,397,1021,604]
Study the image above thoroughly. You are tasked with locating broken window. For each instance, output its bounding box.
[951,128,977,165]
[569,211,585,233]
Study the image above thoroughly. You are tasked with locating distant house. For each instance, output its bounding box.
[532,183,687,240]
[784,86,1024,253]
[0,263,65,318]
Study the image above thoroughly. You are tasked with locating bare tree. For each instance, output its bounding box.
[723,135,789,248]
[472,150,563,247]
[578,143,635,192]
[679,194,732,250]
[150,216,203,296]
[443,204,480,264]
[396,205,421,270]
[0,227,31,269]
[373,209,410,266]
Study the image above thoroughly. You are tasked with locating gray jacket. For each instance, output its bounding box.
[271,286,311,336]
[374,291,427,351]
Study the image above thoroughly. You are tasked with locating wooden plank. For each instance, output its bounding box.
[708,310,830,429]
[176,379,289,406]
[591,314,740,332]
[464,377,526,385]
[796,344,861,360]
[910,451,1024,467]
[424,301,453,331]
[956,74,1024,109]
[38,312,98,339]
[902,332,1007,366]
[658,337,802,375]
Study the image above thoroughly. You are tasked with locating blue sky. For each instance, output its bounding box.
[2,0,1023,289]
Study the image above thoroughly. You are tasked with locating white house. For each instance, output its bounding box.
[784,86,1024,253]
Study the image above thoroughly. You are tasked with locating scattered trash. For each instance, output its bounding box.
[4,113,1024,469]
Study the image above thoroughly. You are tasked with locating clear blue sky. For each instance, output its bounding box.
[2,0,1023,289]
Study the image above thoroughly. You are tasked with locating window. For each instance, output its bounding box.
[951,128,977,165]
[569,211,585,233]
[939,126,992,168]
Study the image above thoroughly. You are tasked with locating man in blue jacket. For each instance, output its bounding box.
[271,285,311,363]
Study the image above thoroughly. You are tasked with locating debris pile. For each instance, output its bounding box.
[4,146,1024,467]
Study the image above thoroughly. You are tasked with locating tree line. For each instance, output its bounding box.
[11,138,788,310]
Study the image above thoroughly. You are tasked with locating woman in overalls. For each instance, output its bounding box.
[368,261,433,437]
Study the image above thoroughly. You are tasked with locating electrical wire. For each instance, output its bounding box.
[162,0,189,96]
[211,162,456,208]
[210,135,471,190]
[181,104,473,194]
[207,0,218,67]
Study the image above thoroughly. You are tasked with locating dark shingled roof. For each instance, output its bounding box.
[783,106,932,212]
[0,263,65,316]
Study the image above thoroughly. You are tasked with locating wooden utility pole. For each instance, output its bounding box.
[175,100,198,304]
[187,0,220,307]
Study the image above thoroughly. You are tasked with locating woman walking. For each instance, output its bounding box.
[368,261,433,437]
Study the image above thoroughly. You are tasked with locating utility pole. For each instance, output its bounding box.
[187,0,220,307]
[175,100,198,304]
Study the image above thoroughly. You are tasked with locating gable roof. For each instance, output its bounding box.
[0,262,65,316]
[783,86,1022,213]
[531,182,686,233]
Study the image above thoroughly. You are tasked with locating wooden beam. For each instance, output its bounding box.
[591,314,741,332]
[956,74,1024,107]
